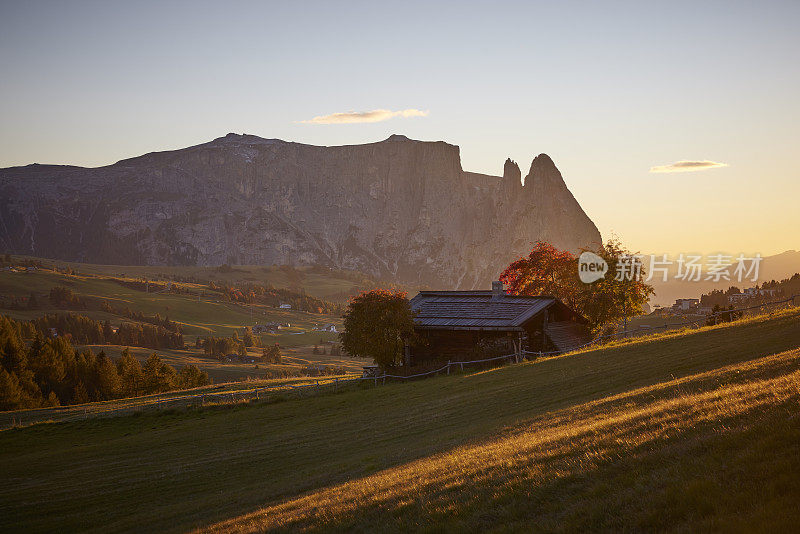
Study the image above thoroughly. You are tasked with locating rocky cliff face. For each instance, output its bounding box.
[0,133,601,288]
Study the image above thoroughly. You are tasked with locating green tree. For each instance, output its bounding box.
[0,368,25,410]
[177,365,211,389]
[27,339,69,399]
[102,320,115,341]
[262,343,281,364]
[116,348,143,397]
[45,390,60,407]
[339,290,418,368]
[577,240,654,331]
[142,354,175,393]
[242,327,257,347]
[1,337,27,375]
[95,353,122,400]
[72,381,90,404]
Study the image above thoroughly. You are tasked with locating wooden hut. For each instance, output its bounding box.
[408,281,590,366]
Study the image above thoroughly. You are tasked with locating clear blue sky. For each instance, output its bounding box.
[1,0,798,256]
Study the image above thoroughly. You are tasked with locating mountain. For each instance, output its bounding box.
[760,250,800,281]
[0,133,601,289]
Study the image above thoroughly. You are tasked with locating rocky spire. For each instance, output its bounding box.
[523,153,566,193]
[503,158,521,183]
[502,158,522,197]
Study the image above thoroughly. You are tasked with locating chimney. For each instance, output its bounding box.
[491,281,504,300]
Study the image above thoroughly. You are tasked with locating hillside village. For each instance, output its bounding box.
[655,274,799,316]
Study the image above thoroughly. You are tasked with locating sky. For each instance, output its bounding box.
[1,0,798,257]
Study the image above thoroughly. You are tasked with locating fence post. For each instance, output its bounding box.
[447,360,451,375]
[460,362,464,372]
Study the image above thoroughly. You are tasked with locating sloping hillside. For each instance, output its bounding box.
[210,349,800,533]
[1,308,799,532]
[0,261,358,383]
[0,266,338,341]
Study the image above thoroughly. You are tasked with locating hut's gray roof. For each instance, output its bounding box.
[410,291,561,331]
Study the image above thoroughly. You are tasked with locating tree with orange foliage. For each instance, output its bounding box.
[339,290,418,368]
[500,240,653,332]
[499,241,582,310]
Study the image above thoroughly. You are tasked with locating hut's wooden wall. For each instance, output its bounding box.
[409,304,584,366]
[411,329,518,365]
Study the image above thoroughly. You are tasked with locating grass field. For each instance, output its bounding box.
[0,374,359,430]
[0,264,364,382]
[76,344,369,383]
[5,255,403,302]
[0,268,341,341]
[2,307,799,532]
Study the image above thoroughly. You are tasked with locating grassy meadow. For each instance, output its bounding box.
[0,267,340,340]
[5,256,405,302]
[76,343,369,384]
[0,373,359,430]
[1,307,799,532]
[0,260,374,382]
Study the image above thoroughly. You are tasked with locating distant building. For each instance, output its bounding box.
[253,323,281,334]
[673,298,699,311]
[225,352,259,364]
[728,294,749,304]
[362,365,381,378]
[279,303,291,309]
[741,287,778,299]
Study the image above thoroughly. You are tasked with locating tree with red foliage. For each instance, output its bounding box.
[499,242,582,310]
[500,240,653,332]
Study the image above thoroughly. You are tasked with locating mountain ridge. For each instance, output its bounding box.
[0,134,601,289]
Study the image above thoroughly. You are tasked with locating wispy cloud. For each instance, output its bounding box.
[649,160,729,173]
[299,108,429,124]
